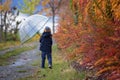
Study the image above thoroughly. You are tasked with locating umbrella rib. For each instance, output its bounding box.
[38,17,51,32]
[21,25,31,43]
[21,20,40,42]
[21,17,49,43]
[26,18,46,36]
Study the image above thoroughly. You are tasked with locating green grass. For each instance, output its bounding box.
[0,41,20,51]
[38,61,85,80]
[17,70,27,73]
[0,34,40,51]
[0,46,36,66]
[31,59,40,66]
[19,45,86,80]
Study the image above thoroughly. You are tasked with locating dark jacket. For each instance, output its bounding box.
[39,32,52,53]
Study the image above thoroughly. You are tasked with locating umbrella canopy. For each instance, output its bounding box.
[18,14,49,43]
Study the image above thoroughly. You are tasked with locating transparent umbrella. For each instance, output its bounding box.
[18,14,50,43]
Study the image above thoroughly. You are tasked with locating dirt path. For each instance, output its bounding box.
[0,42,37,55]
[0,42,41,80]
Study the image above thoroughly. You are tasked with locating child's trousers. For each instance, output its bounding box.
[41,51,52,68]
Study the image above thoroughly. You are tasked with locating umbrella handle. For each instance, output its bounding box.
[37,32,41,36]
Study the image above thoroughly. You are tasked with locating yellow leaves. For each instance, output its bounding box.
[2,0,11,11]
[94,57,105,66]
[62,28,68,33]
[73,0,80,5]
[88,0,120,22]
[31,0,40,5]
[39,8,51,16]
[0,5,3,11]
[94,56,119,67]
[109,37,120,42]
[20,0,41,14]
[71,0,80,12]
[41,0,50,6]
[94,56,120,77]
[111,0,120,19]
[106,61,119,66]
[114,9,120,19]
[78,30,88,35]
[55,0,120,79]
[96,66,118,76]
[111,1,118,9]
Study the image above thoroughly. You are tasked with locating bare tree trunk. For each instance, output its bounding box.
[0,15,2,42]
[4,11,7,41]
[52,9,55,33]
[0,25,3,42]
[49,0,62,33]
[0,11,3,42]
[0,0,3,42]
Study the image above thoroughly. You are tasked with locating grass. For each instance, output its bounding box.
[0,41,20,51]
[31,59,40,66]
[0,34,40,51]
[38,61,85,80]
[17,70,27,73]
[0,34,39,65]
[18,45,86,80]
[0,46,36,66]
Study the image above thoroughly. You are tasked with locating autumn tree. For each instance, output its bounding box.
[0,0,20,41]
[54,0,120,79]
[0,0,12,41]
[40,0,62,33]
[86,0,120,79]
[19,0,41,15]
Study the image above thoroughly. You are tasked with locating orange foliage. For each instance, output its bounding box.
[0,0,11,11]
[54,0,120,79]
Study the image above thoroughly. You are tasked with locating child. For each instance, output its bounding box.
[39,26,53,69]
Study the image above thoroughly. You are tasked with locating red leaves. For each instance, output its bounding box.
[79,0,89,9]
[104,47,116,56]
[54,0,120,79]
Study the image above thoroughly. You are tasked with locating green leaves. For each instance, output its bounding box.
[19,0,41,15]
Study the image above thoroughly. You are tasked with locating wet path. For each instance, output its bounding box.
[0,42,41,80]
[0,42,37,55]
